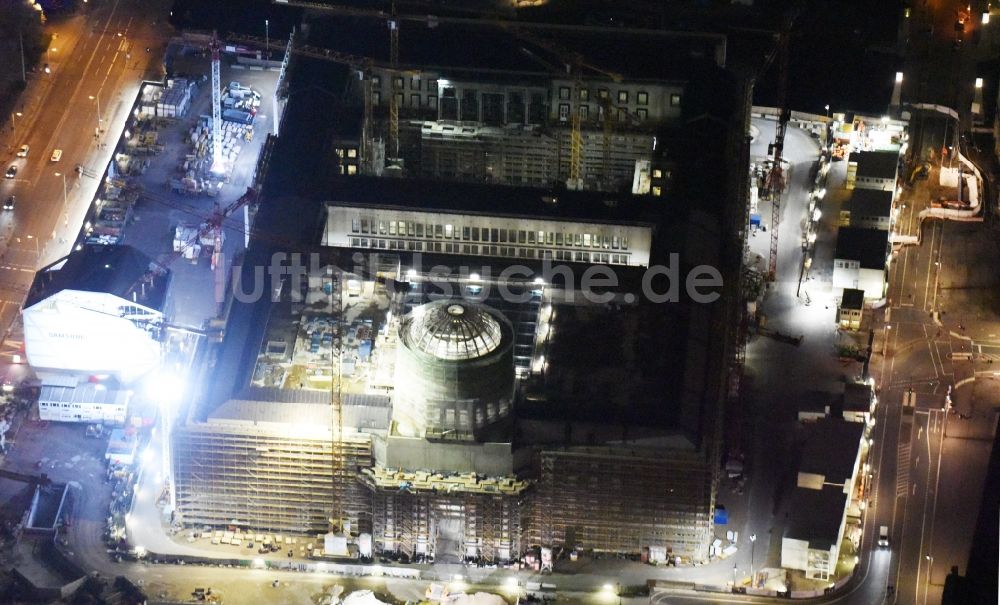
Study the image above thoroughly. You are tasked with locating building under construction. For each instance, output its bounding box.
[172,14,752,566]
[296,14,726,194]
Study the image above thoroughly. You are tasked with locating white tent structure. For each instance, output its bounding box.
[23,245,170,384]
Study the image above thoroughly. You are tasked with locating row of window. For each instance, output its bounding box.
[372,74,430,91]
[349,237,631,265]
[557,88,680,107]
[372,91,439,111]
[557,104,650,123]
[350,219,630,250]
[39,402,125,410]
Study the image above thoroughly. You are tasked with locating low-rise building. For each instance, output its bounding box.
[781,418,864,580]
[837,288,865,331]
[37,375,132,426]
[837,382,876,423]
[833,227,889,299]
[848,150,898,192]
[840,189,893,231]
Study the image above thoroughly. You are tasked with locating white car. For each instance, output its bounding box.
[50,149,62,162]
[16,145,29,158]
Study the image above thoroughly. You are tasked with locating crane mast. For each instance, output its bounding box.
[210,32,223,168]
[766,24,791,282]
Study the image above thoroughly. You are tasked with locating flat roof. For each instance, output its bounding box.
[799,418,863,485]
[840,288,865,310]
[326,177,661,227]
[853,150,899,180]
[842,382,873,413]
[308,16,725,82]
[846,188,893,216]
[39,382,131,407]
[785,485,848,548]
[26,244,170,311]
[835,227,888,269]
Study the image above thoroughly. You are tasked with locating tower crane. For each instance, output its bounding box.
[388,1,400,162]
[763,15,795,282]
[210,32,224,167]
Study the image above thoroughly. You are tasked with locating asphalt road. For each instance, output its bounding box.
[0,0,170,343]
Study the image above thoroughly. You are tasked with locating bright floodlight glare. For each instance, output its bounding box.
[505,577,519,588]
[975,78,984,89]
[469,272,480,281]
[453,574,464,581]
[534,277,545,285]
[145,369,183,405]
[603,584,614,592]
[895,72,903,83]
[984,12,990,24]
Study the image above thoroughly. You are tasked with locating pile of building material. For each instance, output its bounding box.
[86,178,140,245]
[158,77,197,118]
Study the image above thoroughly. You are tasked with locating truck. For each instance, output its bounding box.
[222,109,254,125]
[878,525,889,547]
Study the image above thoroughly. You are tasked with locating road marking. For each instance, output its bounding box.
[896,443,910,497]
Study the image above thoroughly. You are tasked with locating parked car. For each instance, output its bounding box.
[4,165,15,179]
[50,149,62,162]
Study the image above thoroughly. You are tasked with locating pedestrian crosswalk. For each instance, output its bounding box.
[896,443,910,498]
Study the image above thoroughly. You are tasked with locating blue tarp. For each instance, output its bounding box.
[714,506,728,525]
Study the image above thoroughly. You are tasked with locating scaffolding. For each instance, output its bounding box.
[527,447,715,561]
[173,421,373,535]
[362,467,526,563]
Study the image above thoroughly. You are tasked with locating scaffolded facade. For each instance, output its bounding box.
[526,447,716,561]
[173,421,373,535]
[361,466,527,563]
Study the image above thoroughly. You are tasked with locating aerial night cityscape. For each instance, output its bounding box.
[0,0,998,603]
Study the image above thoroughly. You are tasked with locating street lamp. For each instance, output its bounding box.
[54,171,67,207]
[265,19,270,60]
[824,104,830,117]
[10,111,22,146]
[54,171,70,228]
[88,94,102,137]
[749,534,757,587]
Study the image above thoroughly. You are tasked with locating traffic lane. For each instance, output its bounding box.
[888,220,943,313]
[895,410,944,605]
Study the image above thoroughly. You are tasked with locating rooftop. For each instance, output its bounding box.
[326,176,662,227]
[799,418,864,485]
[834,227,889,270]
[852,150,899,180]
[840,288,865,310]
[25,244,169,311]
[308,16,726,83]
[846,188,893,217]
[400,300,511,362]
[842,382,874,414]
[784,485,849,549]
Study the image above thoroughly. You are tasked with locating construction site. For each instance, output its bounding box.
[159,2,754,571]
